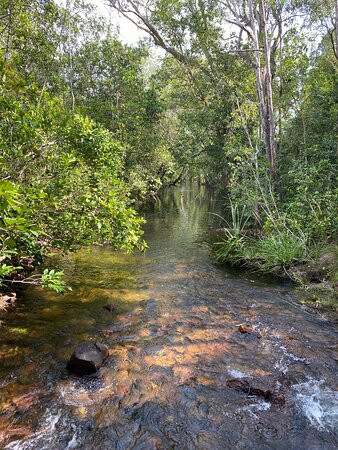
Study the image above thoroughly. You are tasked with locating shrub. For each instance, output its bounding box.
[254,232,308,275]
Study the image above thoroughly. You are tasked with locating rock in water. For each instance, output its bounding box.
[238,324,261,339]
[103,303,115,313]
[238,324,253,333]
[227,378,273,400]
[66,342,109,375]
[226,377,285,405]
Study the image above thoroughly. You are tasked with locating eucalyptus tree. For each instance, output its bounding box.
[109,0,336,181]
[108,0,280,176]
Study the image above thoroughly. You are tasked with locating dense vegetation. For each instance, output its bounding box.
[0,0,171,292]
[0,0,337,306]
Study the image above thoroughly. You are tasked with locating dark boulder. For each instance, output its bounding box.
[227,378,273,400]
[66,342,109,375]
[103,304,115,313]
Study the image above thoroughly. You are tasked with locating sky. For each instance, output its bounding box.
[57,0,145,45]
[95,0,146,44]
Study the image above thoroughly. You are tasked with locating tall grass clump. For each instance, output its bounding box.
[253,231,308,276]
[214,202,310,279]
[213,202,251,266]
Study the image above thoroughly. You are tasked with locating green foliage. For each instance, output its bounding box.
[253,232,308,274]
[41,269,67,293]
[214,200,310,278]
[282,156,337,240]
[0,264,17,277]
[72,36,175,199]
[0,1,156,293]
[0,179,40,285]
[215,235,245,266]
[0,180,69,292]
[0,87,146,252]
[280,43,337,241]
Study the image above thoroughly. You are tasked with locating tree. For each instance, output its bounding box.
[109,0,283,177]
[220,0,284,178]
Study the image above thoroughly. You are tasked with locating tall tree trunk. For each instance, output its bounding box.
[259,0,276,178]
[248,0,270,177]
[248,0,277,179]
[278,31,283,155]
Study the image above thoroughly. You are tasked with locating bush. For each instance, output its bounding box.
[254,232,308,275]
[215,234,245,265]
[0,180,67,292]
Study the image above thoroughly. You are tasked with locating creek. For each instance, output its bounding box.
[0,183,337,449]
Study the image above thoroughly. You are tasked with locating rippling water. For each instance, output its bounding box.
[0,184,337,449]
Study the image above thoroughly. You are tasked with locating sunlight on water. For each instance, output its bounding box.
[6,410,62,450]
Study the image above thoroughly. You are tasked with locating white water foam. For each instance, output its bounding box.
[293,379,338,431]
[243,400,271,412]
[6,410,62,450]
[274,345,306,373]
[241,400,271,420]
[66,428,79,449]
[227,369,247,379]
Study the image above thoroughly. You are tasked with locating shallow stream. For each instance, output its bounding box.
[0,184,337,449]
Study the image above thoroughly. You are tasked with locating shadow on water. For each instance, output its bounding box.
[0,182,337,449]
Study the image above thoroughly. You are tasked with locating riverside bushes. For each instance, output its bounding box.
[0,0,170,292]
[0,88,146,290]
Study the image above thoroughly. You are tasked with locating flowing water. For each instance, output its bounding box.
[0,184,337,449]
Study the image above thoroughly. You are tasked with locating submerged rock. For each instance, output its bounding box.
[238,324,253,333]
[103,304,115,313]
[66,342,109,375]
[227,378,273,400]
[0,292,16,310]
[226,378,285,405]
[238,324,261,338]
